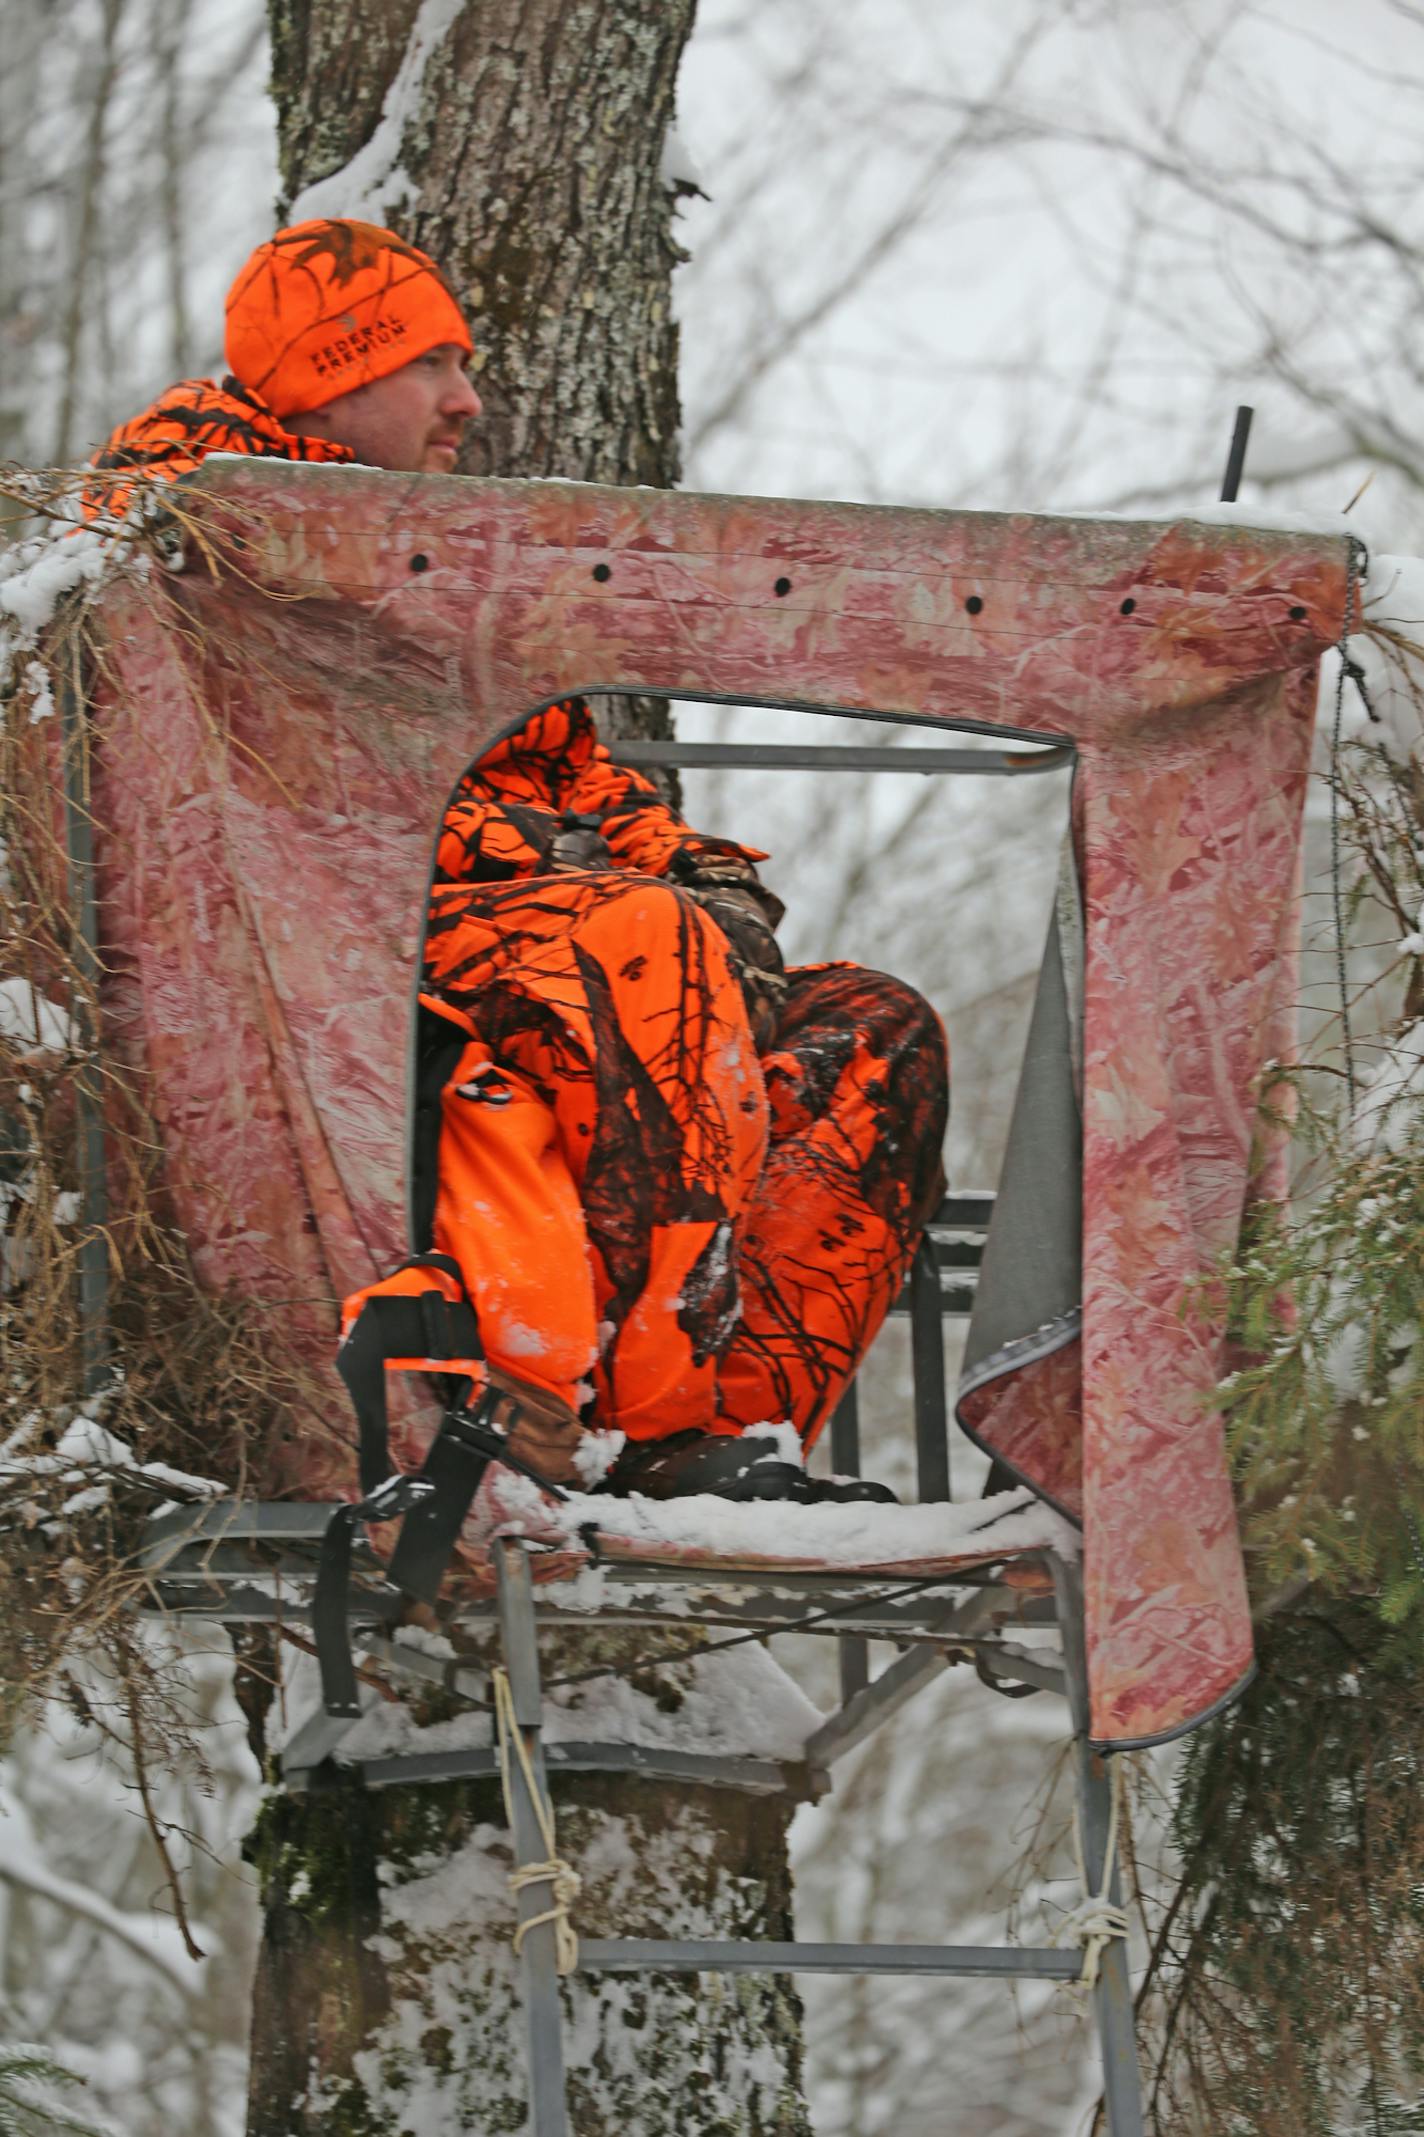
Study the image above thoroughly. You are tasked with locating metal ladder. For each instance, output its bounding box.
[488,1539,1140,2137]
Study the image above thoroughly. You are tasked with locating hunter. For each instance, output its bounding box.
[95,217,950,1505]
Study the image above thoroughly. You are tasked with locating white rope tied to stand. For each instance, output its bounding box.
[1054,1755,1130,1992]
[492,1664,582,1976]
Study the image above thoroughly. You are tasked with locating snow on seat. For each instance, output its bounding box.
[430,1481,1074,1600]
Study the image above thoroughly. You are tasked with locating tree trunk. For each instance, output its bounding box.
[269,0,689,763]
[246,1764,809,2135]
[247,7,812,2130]
[270,0,689,493]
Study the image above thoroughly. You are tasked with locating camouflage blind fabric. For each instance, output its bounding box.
[82,463,1351,1747]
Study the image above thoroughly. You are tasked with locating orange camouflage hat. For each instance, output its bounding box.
[224,217,473,420]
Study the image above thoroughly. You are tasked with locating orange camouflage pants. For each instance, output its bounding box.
[420,870,948,1447]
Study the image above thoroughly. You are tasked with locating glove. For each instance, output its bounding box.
[690,879,783,978]
[680,863,787,1051]
[549,813,615,872]
[491,1372,589,1487]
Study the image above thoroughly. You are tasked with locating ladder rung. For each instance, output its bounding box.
[579,1938,1081,1980]
[144,1583,401,1626]
[617,741,1070,777]
[142,1499,341,1555]
[931,1192,995,1230]
[288,1740,815,1799]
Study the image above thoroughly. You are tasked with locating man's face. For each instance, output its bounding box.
[294,344,482,472]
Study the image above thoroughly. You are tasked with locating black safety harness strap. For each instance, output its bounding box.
[316,1256,570,1718]
[317,1253,483,1717]
[386,1394,508,1606]
[313,1474,440,1719]
[334,1252,481,1495]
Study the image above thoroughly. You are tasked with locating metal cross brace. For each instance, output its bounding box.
[803,1581,1067,1778]
[279,1587,1048,1795]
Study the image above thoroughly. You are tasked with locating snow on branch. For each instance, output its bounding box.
[0,1787,204,2004]
[287,0,466,225]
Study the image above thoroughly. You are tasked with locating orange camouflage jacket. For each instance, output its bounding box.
[434,696,770,890]
[430,695,787,1036]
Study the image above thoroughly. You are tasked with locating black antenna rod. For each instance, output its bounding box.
[1219,405,1254,502]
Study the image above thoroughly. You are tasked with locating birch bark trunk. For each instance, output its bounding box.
[246,7,812,2131]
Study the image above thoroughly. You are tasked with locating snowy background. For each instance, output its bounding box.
[4,0,1424,2128]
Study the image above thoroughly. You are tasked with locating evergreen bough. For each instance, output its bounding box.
[0,2046,105,2137]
